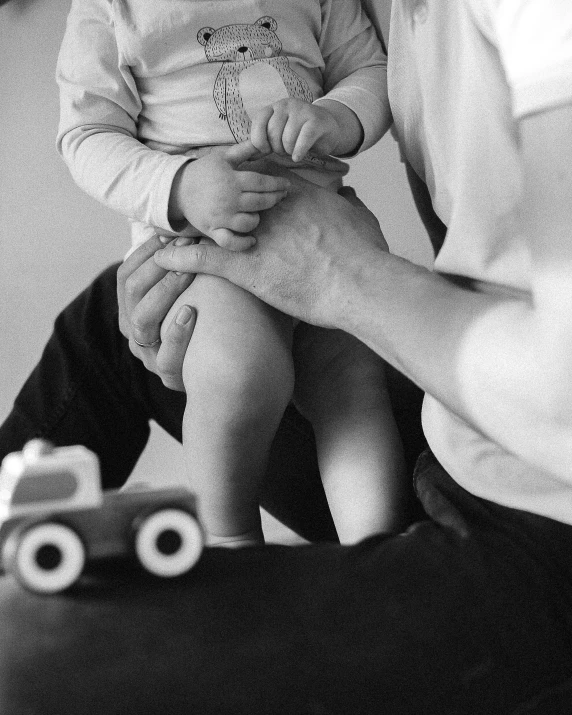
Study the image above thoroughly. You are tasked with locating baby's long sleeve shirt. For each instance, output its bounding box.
[57,0,388,242]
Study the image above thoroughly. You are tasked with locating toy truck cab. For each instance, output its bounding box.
[0,441,203,594]
[0,440,103,518]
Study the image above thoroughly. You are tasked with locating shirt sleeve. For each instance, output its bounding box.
[56,0,190,233]
[312,0,389,153]
[492,0,572,118]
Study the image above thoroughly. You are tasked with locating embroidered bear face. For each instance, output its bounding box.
[197,17,282,63]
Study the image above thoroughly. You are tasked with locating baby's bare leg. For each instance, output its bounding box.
[293,324,407,544]
[162,274,294,547]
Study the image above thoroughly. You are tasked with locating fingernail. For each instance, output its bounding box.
[175,236,193,246]
[176,305,194,326]
[158,235,171,244]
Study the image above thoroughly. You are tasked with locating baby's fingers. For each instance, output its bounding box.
[250,107,273,155]
[210,227,256,252]
[239,170,291,194]
[239,190,288,212]
[230,211,260,235]
[292,122,322,163]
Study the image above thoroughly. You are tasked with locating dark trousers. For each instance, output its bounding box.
[1,266,572,713]
[1,455,572,713]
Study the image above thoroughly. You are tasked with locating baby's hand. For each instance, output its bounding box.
[172,142,291,251]
[250,98,340,163]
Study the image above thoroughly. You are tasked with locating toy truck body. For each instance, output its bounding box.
[0,441,203,594]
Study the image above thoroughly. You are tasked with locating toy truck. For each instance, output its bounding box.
[0,440,203,594]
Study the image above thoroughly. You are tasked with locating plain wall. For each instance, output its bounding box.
[0,0,432,495]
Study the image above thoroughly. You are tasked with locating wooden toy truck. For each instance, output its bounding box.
[0,440,203,594]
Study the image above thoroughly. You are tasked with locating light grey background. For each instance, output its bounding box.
[0,0,432,540]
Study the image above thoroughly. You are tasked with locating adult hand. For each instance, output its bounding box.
[154,179,389,329]
[117,234,197,391]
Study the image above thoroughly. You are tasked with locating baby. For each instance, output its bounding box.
[57,0,406,546]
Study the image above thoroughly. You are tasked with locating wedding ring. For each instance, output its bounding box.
[134,337,161,348]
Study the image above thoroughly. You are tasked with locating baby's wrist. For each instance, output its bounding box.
[168,160,202,226]
[314,99,363,157]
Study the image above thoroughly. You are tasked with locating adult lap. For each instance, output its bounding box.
[1,453,571,715]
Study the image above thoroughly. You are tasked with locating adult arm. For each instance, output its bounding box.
[154,102,572,480]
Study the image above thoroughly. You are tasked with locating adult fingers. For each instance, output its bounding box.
[118,236,169,306]
[129,268,195,347]
[155,304,197,391]
[120,234,192,308]
[119,234,170,279]
[122,257,172,341]
[117,235,171,339]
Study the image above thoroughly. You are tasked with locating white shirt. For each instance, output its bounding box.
[384,0,572,523]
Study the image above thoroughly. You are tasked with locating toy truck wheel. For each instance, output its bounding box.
[4,523,85,594]
[135,509,203,577]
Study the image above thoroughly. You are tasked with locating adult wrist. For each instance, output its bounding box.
[333,239,406,341]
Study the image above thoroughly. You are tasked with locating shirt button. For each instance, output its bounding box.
[414,1,429,23]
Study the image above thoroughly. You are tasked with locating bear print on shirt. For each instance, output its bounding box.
[197,16,313,143]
